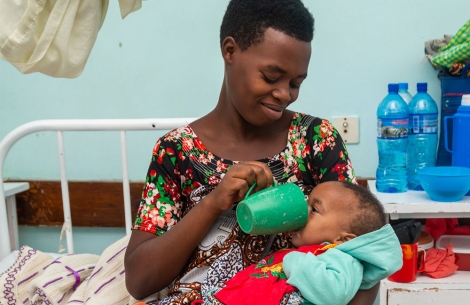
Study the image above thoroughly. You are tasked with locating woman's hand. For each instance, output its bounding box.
[205,161,274,212]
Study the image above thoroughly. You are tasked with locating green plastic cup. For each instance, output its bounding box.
[236,182,308,235]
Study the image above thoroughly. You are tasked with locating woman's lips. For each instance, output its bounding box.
[261,103,284,120]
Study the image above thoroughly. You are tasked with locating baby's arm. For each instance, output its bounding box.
[283,249,363,305]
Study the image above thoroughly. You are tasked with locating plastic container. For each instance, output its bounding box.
[418,231,434,251]
[436,235,470,271]
[376,84,409,193]
[407,83,438,190]
[436,62,470,166]
[398,82,413,104]
[236,182,308,235]
[444,94,470,195]
[418,166,470,202]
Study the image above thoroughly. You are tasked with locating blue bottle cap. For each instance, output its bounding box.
[388,83,399,93]
[398,83,408,90]
[417,82,427,92]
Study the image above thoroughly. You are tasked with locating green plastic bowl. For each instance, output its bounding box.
[418,166,470,202]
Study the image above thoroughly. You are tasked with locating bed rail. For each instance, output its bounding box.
[0,118,196,260]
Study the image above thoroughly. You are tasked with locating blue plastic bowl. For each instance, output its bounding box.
[418,166,470,202]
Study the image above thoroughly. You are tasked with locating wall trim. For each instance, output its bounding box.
[8,178,374,227]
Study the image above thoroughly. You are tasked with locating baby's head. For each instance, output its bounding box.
[220,0,314,51]
[292,181,386,247]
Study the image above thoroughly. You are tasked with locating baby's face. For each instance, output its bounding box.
[291,182,355,247]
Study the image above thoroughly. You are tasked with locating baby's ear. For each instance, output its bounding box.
[335,232,357,244]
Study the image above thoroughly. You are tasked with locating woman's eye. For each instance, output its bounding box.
[290,83,300,89]
[310,206,318,213]
[262,74,277,84]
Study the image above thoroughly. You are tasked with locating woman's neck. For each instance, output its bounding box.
[190,111,293,162]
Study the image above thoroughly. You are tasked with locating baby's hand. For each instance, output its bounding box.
[206,161,273,213]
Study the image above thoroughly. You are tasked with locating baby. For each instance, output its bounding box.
[209,181,403,305]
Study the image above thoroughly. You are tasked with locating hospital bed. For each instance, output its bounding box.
[0,118,196,273]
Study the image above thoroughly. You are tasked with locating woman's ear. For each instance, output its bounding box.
[221,36,237,64]
[334,232,357,244]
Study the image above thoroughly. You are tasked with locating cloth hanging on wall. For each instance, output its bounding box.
[119,0,142,19]
[0,0,142,78]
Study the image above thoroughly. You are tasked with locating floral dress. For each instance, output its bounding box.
[132,112,357,304]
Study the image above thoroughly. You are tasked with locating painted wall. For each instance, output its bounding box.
[1,0,469,181]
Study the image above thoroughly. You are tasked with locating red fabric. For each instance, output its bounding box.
[424,218,470,242]
[214,244,330,305]
[422,245,459,278]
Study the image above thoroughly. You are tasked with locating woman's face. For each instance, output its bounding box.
[224,28,311,126]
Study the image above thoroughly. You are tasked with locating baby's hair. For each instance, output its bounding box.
[338,181,386,237]
[220,0,314,51]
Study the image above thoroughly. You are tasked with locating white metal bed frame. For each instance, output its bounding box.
[0,118,196,260]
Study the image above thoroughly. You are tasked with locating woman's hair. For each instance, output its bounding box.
[220,0,314,51]
[338,181,387,237]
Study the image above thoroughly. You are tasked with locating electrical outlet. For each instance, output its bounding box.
[332,116,359,144]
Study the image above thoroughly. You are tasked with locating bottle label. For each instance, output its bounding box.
[409,113,438,134]
[377,118,408,138]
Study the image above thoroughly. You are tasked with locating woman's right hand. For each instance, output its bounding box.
[205,161,274,213]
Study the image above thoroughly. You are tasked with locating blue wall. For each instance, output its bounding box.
[1,0,469,180]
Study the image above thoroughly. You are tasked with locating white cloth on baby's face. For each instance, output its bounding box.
[0,0,141,78]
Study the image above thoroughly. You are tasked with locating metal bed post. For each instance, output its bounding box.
[120,131,132,235]
[57,131,74,254]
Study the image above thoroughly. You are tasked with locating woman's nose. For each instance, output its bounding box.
[272,84,292,104]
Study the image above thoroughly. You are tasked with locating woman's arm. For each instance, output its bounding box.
[348,283,379,305]
[125,161,273,299]
[125,195,223,299]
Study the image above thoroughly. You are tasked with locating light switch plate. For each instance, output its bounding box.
[332,116,359,144]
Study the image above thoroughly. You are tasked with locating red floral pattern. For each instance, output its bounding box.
[133,112,356,235]
[132,113,356,303]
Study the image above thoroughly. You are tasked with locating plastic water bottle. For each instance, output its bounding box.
[376,84,409,193]
[398,83,413,104]
[407,82,438,190]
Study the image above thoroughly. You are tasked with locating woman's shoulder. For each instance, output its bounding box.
[290,112,335,133]
[150,125,205,161]
[160,125,196,142]
[155,125,205,149]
